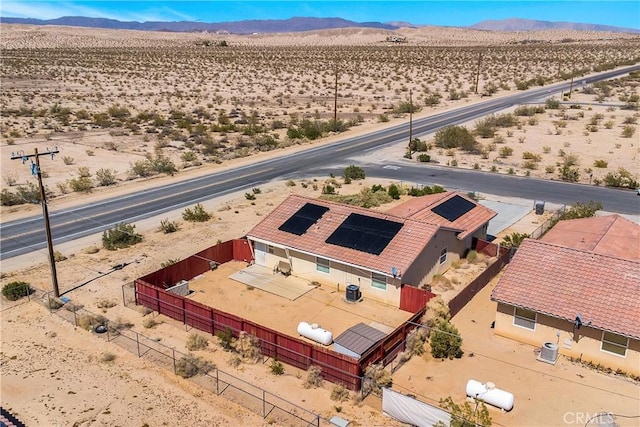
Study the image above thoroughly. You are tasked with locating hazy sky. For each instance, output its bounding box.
[2,1,639,29]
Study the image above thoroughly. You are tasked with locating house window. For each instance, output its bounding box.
[267,245,275,254]
[601,331,628,357]
[371,272,387,290]
[513,307,536,330]
[316,257,330,274]
[439,248,447,264]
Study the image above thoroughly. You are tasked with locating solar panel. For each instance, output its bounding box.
[326,213,403,255]
[278,203,329,235]
[431,195,475,222]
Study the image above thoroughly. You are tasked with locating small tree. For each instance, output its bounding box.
[387,184,401,200]
[96,168,117,186]
[559,201,603,220]
[434,125,478,152]
[182,203,211,222]
[430,320,463,359]
[501,232,529,248]
[102,222,143,250]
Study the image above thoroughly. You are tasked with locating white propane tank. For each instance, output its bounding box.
[297,321,333,345]
[466,379,514,411]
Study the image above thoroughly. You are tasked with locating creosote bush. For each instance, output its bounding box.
[362,363,392,396]
[102,222,143,250]
[160,218,179,233]
[430,320,464,360]
[2,281,31,301]
[270,359,284,375]
[186,333,209,351]
[343,165,365,181]
[182,203,211,222]
[330,384,350,402]
[175,354,215,378]
[303,365,323,389]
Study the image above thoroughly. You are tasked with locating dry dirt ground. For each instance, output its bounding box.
[2,24,640,427]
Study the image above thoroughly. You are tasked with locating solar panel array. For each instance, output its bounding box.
[326,213,403,255]
[430,195,475,222]
[278,203,329,235]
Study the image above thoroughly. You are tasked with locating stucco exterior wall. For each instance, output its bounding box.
[403,229,466,288]
[250,240,401,306]
[494,302,639,376]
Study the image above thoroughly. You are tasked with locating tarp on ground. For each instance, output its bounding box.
[382,387,451,427]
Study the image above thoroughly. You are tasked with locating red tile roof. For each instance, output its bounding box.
[386,191,496,240]
[541,215,640,261]
[491,239,640,339]
[246,194,440,277]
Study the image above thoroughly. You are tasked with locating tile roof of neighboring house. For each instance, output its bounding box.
[385,191,496,240]
[541,215,640,261]
[491,239,640,340]
[246,194,442,277]
[334,323,388,356]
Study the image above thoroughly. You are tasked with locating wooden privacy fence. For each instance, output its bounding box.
[139,239,253,289]
[399,285,437,313]
[135,279,363,390]
[448,242,511,318]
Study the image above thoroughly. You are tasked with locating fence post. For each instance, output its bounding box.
[136,332,141,357]
[106,321,110,342]
[122,283,126,306]
[172,349,176,374]
[262,390,266,418]
[73,308,77,326]
[215,368,219,395]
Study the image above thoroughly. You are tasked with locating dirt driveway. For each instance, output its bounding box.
[391,276,640,426]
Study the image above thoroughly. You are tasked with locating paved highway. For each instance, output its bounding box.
[2,65,639,260]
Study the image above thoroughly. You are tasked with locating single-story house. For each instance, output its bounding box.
[491,215,640,375]
[246,192,495,307]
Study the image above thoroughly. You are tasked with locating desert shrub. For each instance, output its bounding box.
[593,160,608,168]
[244,192,256,200]
[160,259,179,268]
[545,98,561,109]
[96,299,117,309]
[558,165,580,182]
[322,184,335,195]
[559,201,603,221]
[217,327,235,351]
[387,184,401,199]
[498,146,513,158]
[378,114,389,122]
[182,203,211,222]
[362,363,392,396]
[434,125,477,152]
[501,232,529,248]
[160,218,179,233]
[439,396,492,427]
[343,165,365,180]
[474,116,497,138]
[407,185,445,197]
[77,313,105,331]
[417,153,431,162]
[270,359,284,375]
[95,168,117,186]
[186,333,209,351]
[304,365,324,389]
[330,385,350,402]
[102,222,142,250]
[62,156,75,165]
[69,176,94,193]
[142,316,159,329]
[522,152,541,161]
[514,105,545,116]
[2,281,31,301]
[405,328,427,356]
[430,320,463,360]
[393,100,421,114]
[175,354,215,378]
[100,352,116,362]
[602,167,639,189]
[621,125,636,138]
[234,332,261,362]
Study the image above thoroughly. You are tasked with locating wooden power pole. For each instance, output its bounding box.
[408,89,413,158]
[333,66,339,131]
[11,147,61,297]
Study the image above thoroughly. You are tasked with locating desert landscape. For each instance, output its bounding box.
[1,22,640,427]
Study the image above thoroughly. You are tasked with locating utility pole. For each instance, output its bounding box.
[11,147,61,297]
[407,89,413,158]
[333,65,339,132]
[474,52,483,94]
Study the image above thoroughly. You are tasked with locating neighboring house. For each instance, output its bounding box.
[246,192,495,307]
[491,215,640,375]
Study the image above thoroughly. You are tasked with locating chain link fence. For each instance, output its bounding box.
[10,285,321,427]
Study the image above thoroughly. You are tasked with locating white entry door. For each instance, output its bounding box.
[254,242,266,266]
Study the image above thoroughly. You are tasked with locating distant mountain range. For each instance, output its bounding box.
[1,16,638,34]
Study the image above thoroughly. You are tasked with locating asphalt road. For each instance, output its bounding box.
[2,65,639,260]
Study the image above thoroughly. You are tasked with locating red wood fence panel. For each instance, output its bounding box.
[399,285,437,313]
